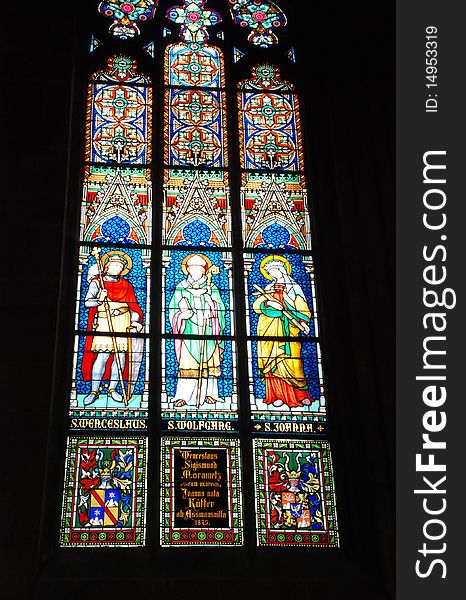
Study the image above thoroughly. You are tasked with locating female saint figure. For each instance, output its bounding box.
[253,255,313,408]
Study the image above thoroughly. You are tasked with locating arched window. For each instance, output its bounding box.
[56,0,338,550]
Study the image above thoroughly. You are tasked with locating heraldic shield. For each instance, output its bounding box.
[60,437,147,547]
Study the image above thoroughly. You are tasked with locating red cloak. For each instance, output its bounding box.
[82,277,143,381]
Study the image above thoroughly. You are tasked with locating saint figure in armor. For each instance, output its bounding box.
[82,250,143,406]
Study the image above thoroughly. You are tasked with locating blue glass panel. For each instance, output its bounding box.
[182,220,215,245]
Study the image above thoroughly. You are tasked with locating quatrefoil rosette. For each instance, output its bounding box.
[99,0,158,39]
[166,0,222,43]
[228,0,287,47]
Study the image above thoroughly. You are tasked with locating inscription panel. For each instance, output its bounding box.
[161,437,243,546]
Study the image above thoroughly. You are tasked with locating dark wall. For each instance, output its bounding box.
[1,1,394,598]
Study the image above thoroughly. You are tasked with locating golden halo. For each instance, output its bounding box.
[260,255,292,280]
[181,253,212,276]
[100,250,132,276]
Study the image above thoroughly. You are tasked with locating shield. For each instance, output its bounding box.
[297,509,311,528]
[290,502,303,518]
[281,491,295,509]
[90,489,119,526]
[127,336,144,398]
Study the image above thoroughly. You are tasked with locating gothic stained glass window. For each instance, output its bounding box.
[60,53,152,547]
[58,0,339,550]
[70,55,152,430]
[238,62,338,546]
[238,64,325,430]
[162,37,238,442]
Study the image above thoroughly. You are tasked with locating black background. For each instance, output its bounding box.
[1,1,394,598]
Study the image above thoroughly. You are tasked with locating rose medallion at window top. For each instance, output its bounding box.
[166,0,222,43]
[99,0,159,39]
[228,0,287,47]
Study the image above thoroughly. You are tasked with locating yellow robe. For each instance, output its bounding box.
[253,285,311,405]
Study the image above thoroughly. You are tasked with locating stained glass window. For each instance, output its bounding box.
[161,37,238,441]
[238,63,338,546]
[58,0,339,550]
[60,54,152,547]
